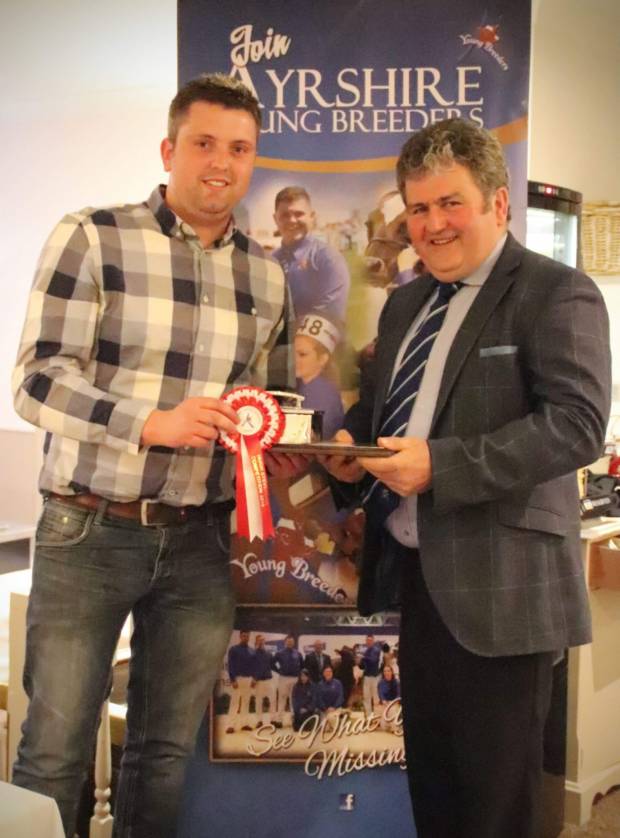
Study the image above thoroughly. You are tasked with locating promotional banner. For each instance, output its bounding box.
[177,2,531,835]
[180,0,531,611]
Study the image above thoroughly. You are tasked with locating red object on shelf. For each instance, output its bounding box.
[609,454,620,477]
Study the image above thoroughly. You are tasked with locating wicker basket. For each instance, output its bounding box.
[581,202,620,275]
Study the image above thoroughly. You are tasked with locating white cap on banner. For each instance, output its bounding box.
[295,314,341,355]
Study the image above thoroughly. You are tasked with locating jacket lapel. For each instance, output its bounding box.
[431,233,523,429]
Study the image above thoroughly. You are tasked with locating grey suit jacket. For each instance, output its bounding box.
[344,233,611,656]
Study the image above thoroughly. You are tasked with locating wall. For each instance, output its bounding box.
[529,0,620,200]
[1,0,620,434]
[0,0,177,431]
[530,0,620,411]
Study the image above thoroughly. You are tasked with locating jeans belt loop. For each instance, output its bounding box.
[140,498,160,526]
[94,497,110,525]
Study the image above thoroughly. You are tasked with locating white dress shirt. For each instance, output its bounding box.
[387,234,507,547]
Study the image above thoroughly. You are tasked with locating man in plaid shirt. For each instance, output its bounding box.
[11,74,295,837]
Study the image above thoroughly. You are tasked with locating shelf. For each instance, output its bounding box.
[580,517,620,542]
[0,524,35,547]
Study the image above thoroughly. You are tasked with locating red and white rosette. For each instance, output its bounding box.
[219,386,284,541]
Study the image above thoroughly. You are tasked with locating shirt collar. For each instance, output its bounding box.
[460,232,508,287]
[278,233,314,253]
[147,185,236,248]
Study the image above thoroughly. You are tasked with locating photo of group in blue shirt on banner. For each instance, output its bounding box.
[210,613,402,764]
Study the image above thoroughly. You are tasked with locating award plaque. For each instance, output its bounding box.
[272,442,394,457]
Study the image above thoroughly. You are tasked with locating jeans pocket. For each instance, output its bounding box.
[36,500,95,547]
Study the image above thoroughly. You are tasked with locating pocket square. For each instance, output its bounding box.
[479,345,518,357]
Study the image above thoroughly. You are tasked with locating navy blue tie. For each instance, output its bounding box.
[362,280,462,522]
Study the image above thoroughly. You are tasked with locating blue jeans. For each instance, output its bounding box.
[12,497,235,838]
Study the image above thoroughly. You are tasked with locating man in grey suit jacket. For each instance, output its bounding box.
[325,119,610,838]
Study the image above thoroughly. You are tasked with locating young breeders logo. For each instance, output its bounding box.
[459,24,509,71]
[230,549,348,604]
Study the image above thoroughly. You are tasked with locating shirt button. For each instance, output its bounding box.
[203,295,209,304]
[251,307,257,315]
[381,488,389,499]
[168,490,178,497]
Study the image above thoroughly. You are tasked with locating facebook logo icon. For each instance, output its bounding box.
[339,793,355,811]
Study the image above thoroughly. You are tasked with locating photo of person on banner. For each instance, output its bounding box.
[225,630,256,734]
[295,312,345,441]
[324,117,611,838]
[272,634,304,728]
[303,638,332,684]
[291,669,318,732]
[377,664,401,733]
[11,72,299,838]
[253,633,277,727]
[359,633,382,718]
[272,185,351,323]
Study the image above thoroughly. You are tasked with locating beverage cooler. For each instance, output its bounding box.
[526,181,582,269]
[526,181,582,838]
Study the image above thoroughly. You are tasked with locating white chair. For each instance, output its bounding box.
[6,572,131,838]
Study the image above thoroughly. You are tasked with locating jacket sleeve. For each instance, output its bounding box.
[428,268,611,514]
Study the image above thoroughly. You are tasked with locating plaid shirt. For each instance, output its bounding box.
[13,186,294,505]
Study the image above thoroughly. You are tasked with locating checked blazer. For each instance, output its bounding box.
[344,233,611,656]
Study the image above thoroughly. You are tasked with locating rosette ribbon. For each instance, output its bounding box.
[219,387,284,541]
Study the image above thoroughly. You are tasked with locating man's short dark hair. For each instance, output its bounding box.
[168,73,261,142]
[274,186,312,210]
[396,118,510,212]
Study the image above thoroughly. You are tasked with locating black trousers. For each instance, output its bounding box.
[398,546,554,838]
